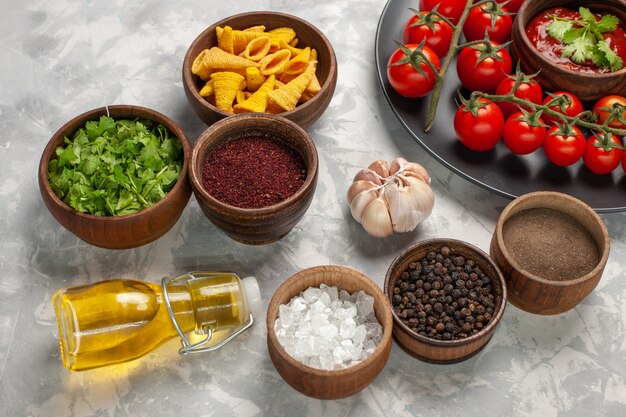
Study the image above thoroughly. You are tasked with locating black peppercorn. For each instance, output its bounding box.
[392,245,497,342]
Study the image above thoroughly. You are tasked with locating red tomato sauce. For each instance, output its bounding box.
[525,7,626,73]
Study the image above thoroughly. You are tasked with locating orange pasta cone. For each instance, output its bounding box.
[259,49,291,76]
[233,75,276,113]
[203,47,258,71]
[284,47,311,75]
[279,40,302,57]
[242,36,271,62]
[211,71,245,113]
[245,67,266,92]
[305,73,321,95]
[243,25,266,32]
[268,60,317,111]
[235,90,251,105]
[199,80,214,97]
[217,26,235,54]
[191,49,213,81]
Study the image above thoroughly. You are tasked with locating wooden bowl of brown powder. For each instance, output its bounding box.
[490,191,610,314]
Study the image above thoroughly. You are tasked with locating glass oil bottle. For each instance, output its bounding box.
[52,272,261,371]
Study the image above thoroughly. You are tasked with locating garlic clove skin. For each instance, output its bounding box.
[401,175,435,225]
[384,180,421,233]
[400,169,431,185]
[390,158,430,184]
[361,196,393,238]
[350,187,379,223]
[354,168,383,185]
[389,157,409,175]
[367,160,390,178]
[347,180,378,205]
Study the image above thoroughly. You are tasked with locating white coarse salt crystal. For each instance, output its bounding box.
[310,299,326,313]
[340,317,357,338]
[319,292,331,307]
[319,323,339,340]
[278,304,295,328]
[302,287,322,304]
[321,283,339,302]
[274,284,384,370]
[291,297,307,312]
[353,324,367,345]
[356,291,375,316]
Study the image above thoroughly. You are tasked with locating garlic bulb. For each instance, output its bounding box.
[347,158,434,237]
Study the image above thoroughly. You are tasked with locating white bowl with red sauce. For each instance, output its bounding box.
[511,0,626,102]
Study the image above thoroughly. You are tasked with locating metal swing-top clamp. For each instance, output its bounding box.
[161,275,254,355]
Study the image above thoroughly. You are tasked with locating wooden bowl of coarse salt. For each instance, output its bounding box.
[266,265,393,399]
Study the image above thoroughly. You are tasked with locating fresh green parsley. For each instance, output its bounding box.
[48,116,183,216]
[546,7,624,72]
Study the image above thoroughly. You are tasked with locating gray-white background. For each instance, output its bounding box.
[1,0,625,416]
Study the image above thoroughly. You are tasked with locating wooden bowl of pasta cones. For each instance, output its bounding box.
[182,11,338,129]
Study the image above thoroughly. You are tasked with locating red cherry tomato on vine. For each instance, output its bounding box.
[495,77,543,119]
[593,95,626,131]
[583,134,624,174]
[623,149,626,173]
[463,3,513,44]
[542,92,584,125]
[496,0,525,13]
[543,125,586,167]
[403,12,454,58]
[454,98,505,152]
[457,41,513,93]
[419,0,465,24]
[503,112,547,155]
[387,44,441,98]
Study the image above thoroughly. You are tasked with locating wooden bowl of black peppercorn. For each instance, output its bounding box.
[384,239,507,364]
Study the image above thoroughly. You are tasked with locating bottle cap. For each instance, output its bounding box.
[241,276,262,319]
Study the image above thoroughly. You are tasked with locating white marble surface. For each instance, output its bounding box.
[1,0,626,416]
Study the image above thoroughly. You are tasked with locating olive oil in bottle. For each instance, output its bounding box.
[52,272,261,371]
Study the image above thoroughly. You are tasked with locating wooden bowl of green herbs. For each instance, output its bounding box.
[38,105,192,249]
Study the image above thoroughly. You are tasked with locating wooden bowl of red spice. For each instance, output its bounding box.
[182,11,338,128]
[384,239,507,364]
[490,191,610,315]
[189,113,318,245]
[38,105,192,249]
[511,0,626,102]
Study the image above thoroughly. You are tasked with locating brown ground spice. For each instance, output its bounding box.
[502,208,599,281]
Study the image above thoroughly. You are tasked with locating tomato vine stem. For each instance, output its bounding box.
[472,90,626,139]
[424,0,475,132]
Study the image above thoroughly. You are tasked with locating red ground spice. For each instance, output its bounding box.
[202,135,307,208]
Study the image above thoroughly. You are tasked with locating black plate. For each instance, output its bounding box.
[375,0,626,213]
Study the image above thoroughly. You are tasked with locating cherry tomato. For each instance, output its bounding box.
[387,44,441,98]
[623,148,626,173]
[464,3,513,44]
[403,12,454,58]
[543,125,586,166]
[583,134,624,174]
[457,41,513,93]
[542,92,584,125]
[454,98,505,152]
[495,77,543,119]
[503,112,547,155]
[419,0,465,24]
[593,95,626,131]
[496,0,525,13]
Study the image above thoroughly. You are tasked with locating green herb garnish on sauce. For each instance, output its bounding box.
[547,7,624,72]
[48,116,183,216]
